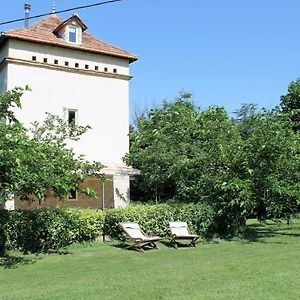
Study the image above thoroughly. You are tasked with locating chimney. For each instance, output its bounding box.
[24,3,31,28]
[52,1,56,14]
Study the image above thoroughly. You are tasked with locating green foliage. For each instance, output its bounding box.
[4,208,105,253]
[0,88,104,204]
[173,203,215,237]
[104,203,215,241]
[126,92,300,233]
[280,79,300,131]
[0,210,8,256]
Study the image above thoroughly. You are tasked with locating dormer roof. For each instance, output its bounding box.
[0,14,138,63]
[53,14,88,34]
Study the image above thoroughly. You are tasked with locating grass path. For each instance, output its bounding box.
[0,219,299,300]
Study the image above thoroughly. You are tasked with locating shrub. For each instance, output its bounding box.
[173,203,215,237]
[0,209,8,256]
[104,203,214,241]
[5,208,105,253]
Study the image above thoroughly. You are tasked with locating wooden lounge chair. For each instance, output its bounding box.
[119,222,161,252]
[169,221,199,249]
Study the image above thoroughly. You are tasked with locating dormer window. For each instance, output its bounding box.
[69,26,77,43]
[53,14,87,46]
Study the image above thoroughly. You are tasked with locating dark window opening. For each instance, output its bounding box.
[65,61,69,66]
[43,58,48,63]
[69,189,77,200]
[113,68,117,74]
[85,64,89,69]
[104,67,108,72]
[54,59,58,65]
[95,66,99,71]
[68,110,76,125]
[75,63,79,68]
[32,56,36,61]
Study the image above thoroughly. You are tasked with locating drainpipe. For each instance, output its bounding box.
[24,3,31,28]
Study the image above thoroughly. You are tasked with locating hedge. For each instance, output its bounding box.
[104,203,215,241]
[4,208,105,253]
[0,203,214,254]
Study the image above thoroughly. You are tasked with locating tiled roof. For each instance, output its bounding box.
[1,14,138,63]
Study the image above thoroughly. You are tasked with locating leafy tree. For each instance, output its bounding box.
[126,93,300,233]
[280,79,300,131]
[238,107,300,221]
[0,88,104,206]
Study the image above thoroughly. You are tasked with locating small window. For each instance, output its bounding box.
[43,58,48,63]
[54,59,58,65]
[113,68,117,74]
[67,109,77,125]
[68,189,77,200]
[75,62,79,68]
[95,66,99,71]
[65,61,69,66]
[85,64,89,70]
[32,56,36,61]
[69,26,77,43]
[104,67,108,72]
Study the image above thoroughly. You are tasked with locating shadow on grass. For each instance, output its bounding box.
[241,222,300,244]
[0,248,72,269]
[0,254,39,269]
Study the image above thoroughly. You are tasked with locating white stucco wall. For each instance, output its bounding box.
[0,42,8,92]
[6,62,129,164]
[0,41,8,63]
[8,40,129,75]
[113,174,130,207]
[0,66,7,92]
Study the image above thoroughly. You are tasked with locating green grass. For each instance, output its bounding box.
[0,219,299,300]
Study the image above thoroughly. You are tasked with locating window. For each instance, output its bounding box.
[104,67,108,72]
[67,109,77,125]
[65,61,69,66]
[68,189,77,201]
[69,26,77,43]
[75,62,79,68]
[113,68,117,74]
[85,64,89,70]
[54,59,58,65]
[32,56,36,61]
[95,66,99,71]
[43,57,48,63]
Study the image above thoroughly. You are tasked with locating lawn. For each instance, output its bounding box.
[0,219,299,300]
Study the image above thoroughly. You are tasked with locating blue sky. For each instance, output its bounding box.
[1,0,300,121]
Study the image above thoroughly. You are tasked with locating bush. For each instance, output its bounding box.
[0,209,8,256]
[5,208,105,253]
[173,203,215,237]
[104,203,214,241]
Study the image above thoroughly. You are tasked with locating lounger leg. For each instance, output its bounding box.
[126,243,144,252]
[189,237,199,247]
[170,237,178,249]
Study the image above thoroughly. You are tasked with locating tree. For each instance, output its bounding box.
[125,93,300,233]
[238,107,300,221]
[280,79,300,132]
[0,88,104,205]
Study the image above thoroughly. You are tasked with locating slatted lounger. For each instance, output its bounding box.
[119,222,161,252]
[169,221,199,249]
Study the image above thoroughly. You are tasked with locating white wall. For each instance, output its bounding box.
[7,62,130,164]
[0,42,8,64]
[113,174,130,207]
[0,66,7,92]
[8,40,130,75]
